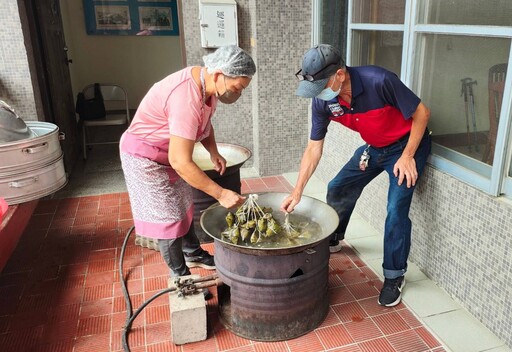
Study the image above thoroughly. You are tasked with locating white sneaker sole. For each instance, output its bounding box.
[329,243,343,253]
[186,262,216,270]
[378,278,405,307]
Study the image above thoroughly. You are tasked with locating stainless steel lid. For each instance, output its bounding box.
[0,100,35,143]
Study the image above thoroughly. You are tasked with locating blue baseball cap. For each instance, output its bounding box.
[295,44,344,98]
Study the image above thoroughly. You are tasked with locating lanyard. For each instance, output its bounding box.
[199,67,206,111]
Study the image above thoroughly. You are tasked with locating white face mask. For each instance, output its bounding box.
[316,78,340,101]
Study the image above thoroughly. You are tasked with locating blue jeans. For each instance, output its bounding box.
[326,130,431,279]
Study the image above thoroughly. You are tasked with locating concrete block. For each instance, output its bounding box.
[168,275,207,345]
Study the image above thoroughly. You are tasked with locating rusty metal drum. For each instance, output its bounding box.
[200,193,339,341]
[215,238,330,341]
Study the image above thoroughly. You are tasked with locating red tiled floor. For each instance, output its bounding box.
[0,176,445,351]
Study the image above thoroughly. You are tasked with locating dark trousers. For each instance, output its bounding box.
[326,130,431,279]
[158,224,205,277]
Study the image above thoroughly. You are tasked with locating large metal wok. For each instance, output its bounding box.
[192,142,252,178]
[200,192,339,255]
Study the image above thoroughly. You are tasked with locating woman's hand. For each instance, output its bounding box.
[210,152,227,175]
[218,189,245,208]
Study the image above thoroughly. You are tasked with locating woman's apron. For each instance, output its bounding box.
[119,132,193,239]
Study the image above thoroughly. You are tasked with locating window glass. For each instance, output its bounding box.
[318,0,348,58]
[352,0,404,24]
[418,0,512,26]
[413,34,510,166]
[351,30,402,75]
[503,129,512,195]
[338,0,512,196]
[508,149,512,177]
[509,146,512,178]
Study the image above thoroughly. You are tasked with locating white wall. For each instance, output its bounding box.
[60,0,184,110]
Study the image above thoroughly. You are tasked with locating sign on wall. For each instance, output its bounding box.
[83,0,179,36]
[199,0,238,48]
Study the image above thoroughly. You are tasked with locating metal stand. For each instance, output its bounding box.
[460,78,479,152]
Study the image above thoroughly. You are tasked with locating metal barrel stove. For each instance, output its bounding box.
[200,193,339,341]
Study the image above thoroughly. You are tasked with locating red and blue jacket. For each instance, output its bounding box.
[310,65,421,147]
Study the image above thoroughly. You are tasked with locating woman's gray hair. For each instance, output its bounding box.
[203,45,256,77]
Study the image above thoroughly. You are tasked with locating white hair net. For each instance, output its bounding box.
[203,45,256,77]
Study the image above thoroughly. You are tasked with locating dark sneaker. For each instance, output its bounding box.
[378,276,405,307]
[185,252,215,270]
[202,288,213,300]
[329,239,343,253]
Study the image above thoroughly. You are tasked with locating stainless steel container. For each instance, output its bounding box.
[0,122,63,176]
[0,154,67,204]
[0,119,67,205]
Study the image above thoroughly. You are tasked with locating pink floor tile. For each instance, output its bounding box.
[144,321,172,345]
[286,331,325,352]
[332,301,368,323]
[215,327,252,351]
[146,340,181,352]
[344,318,383,342]
[145,305,170,325]
[358,337,395,352]
[318,307,342,328]
[316,323,355,348]
[373,311,411,335]
[253,341,289,352]
[415,326,442,349]
[386,329,430,352]
[0,176,445,352]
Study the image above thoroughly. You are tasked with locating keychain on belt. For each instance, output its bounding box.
[359,145,370,171]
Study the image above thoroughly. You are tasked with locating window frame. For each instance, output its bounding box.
[313,0,512,198]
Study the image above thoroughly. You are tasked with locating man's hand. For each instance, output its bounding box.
[280,193,301,213]
[393,102,429,188]
[393,155,418,188]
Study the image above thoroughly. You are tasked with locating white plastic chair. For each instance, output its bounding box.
[80,84,130,159]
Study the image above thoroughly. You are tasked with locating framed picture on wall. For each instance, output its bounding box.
[94,5,132,31]
[138,7,173,31]
[83,0,179,36]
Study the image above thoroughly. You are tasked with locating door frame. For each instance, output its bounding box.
[18,0,80,173]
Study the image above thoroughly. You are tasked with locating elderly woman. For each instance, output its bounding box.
[120,46,256,281]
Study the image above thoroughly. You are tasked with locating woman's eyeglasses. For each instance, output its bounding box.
[295,63,340,81]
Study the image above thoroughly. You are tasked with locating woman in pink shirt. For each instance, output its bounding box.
[120,46,256,283]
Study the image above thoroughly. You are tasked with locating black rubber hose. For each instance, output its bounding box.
[119,226,218,351]
[120,227,134,322]
[119,225,135,352]
[119,227,178,351]
[123,287,177,348]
